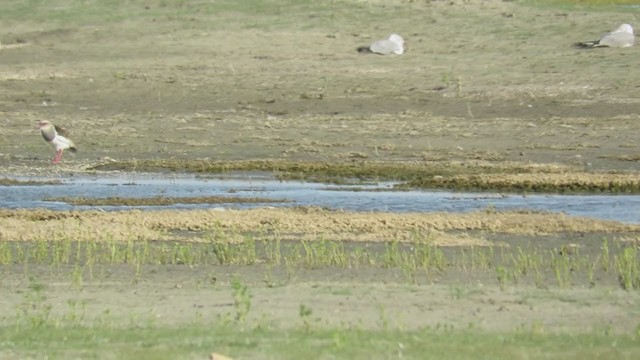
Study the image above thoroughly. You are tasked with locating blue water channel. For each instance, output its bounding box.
[1,173,639,224]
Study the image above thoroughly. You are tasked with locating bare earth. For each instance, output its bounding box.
[3,269,640,334]
[1,1,639,172]
[1,0,640,340]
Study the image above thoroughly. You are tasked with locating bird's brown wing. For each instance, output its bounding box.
[54,124,69,137]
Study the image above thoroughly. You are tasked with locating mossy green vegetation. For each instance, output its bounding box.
[91,159,640,193]
[0,178,61,186]
[532,0,640,7]
[2,323,639,360]
[1,236,639,290]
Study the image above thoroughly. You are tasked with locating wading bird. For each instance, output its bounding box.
[38,120,77,164]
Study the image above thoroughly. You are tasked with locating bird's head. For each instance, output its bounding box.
[389,33,406,55]
[616,23,634,35]
[37,120,52,130]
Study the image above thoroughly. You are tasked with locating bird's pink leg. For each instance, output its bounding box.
[53,149,63,164]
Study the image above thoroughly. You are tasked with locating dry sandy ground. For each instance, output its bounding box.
[0,0,639,172]
[1,0,640,337]
[1,207,639,244]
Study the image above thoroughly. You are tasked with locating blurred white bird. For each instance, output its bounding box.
[357,33,405,55]
[38,120,78,164]
[576,23,635,48]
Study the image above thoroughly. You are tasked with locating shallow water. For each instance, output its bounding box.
[1,173,639,224]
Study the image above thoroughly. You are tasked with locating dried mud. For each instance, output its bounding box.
[1,207,638,244]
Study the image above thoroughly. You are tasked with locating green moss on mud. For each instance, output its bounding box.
[403,175,640,193]
[91,159,436,183]
[91,159,640,194]
[0,179,61,186]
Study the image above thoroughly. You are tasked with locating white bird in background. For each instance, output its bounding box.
[576,23,635,48]
[357,33,406,55]
[38,120,78,164]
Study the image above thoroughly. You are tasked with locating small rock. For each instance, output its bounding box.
[209,353,233,360]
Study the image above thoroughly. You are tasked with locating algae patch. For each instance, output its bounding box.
[402,173,640,193]
[90,159,640,193]
[0,178,61,186]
